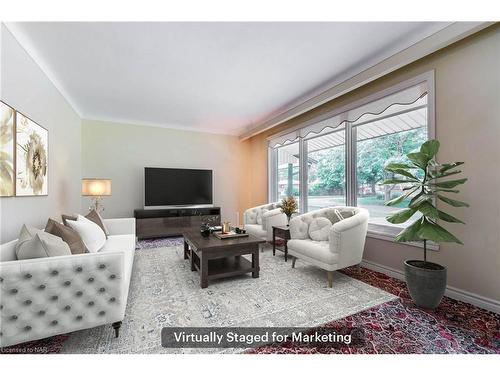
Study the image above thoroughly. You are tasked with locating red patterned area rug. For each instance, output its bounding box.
[247,265,500,354]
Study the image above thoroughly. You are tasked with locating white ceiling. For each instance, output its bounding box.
[7,22,452,135]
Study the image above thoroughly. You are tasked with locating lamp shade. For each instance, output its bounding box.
[81,179,112,196]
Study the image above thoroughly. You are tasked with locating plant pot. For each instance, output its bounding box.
[404,260,447,309]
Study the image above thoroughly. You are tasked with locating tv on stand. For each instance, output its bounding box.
[135,167,220,239]
[144,167,213,209]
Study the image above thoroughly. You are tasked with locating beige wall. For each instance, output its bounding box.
[81,120,251,224]
[243,25,500,303]
[0,24,82,243]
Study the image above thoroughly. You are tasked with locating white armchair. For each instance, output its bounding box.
[243,202,287,242]
[287,206,369,287]
[0,218,136,348]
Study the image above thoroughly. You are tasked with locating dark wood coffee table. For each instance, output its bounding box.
[183,230,266,288]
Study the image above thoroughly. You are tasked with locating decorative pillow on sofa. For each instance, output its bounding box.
[45,218,86,254]
[62,210,109,238]
[308,217,332,241]
[15,225,71,260]
[66,215,106,253]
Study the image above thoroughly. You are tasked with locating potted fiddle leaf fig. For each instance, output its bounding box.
[382,139,469,309]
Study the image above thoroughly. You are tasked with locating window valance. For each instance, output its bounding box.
[269,82,428,148]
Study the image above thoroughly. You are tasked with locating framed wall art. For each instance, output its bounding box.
[15,111,48,196]
[0,101,16,197]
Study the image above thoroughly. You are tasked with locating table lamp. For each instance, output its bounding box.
[81,178,111,212]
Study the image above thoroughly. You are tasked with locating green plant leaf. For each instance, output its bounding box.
[431,178,468,188]
[417,220,463,244]
[394,219,423,243]
[386,208,417,224]
[384,162,417,171]
[437,210,465,224]
[389,168,419,181]
[438,195,470,207]
[406,152,430,170]
[439,162,464,173]
[409,194,432,209]
[384,187,418,206]
[431,170,461,179]
[380,179,416,185]
[420,139,440,158]
[417,201,439,219]
[431,188,459,193]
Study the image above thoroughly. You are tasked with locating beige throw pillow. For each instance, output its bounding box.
[16,226,71,260]
[45,218,86,254]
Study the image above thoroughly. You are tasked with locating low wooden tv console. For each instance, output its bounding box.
[134,207,221,240]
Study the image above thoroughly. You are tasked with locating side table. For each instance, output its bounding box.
[272,225,291,261]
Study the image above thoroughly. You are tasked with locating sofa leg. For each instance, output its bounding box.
[357,264,362,275]
[327,271,334,288]
[112,321,122,338]
[291,257,296,268]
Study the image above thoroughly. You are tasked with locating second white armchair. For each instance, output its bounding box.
[287,206,369,287]
[243,202,287,242]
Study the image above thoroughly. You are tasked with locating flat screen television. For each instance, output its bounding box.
[144,167,213,208]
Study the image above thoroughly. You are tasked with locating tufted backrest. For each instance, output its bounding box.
[289,206,362,240]
[243,202,279,225]
[0,250,126,347]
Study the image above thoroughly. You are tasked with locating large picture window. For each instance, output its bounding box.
[268,72,434,237]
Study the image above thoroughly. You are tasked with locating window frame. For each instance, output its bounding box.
[268,71,436,247]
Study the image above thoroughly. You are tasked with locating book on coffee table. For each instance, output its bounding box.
[213,231,249,239]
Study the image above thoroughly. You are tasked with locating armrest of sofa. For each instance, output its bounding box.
[289,215,309,240]
[104,218,136,236]
[0,251,127,347]
[261,208,287,231]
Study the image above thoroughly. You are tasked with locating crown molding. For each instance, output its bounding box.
[239,22,495,141]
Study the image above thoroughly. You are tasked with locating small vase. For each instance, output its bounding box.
[286,215,291,226]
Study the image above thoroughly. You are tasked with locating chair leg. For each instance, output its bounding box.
[291,257,296,268]
[327,271,334,288]
[112,321,122,338]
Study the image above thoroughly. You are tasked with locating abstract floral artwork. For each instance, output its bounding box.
[0,101,16,197]
[15,112,48,196]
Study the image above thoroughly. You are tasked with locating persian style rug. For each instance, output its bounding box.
[247,266,500,354]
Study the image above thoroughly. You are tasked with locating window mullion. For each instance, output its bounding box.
[345,122,355,207]
[299,138,308,213]
[351,124,357,207]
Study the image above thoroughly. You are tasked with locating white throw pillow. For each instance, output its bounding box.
[308,217,332,241]
[16,230,71,260]
[66,214,106,253]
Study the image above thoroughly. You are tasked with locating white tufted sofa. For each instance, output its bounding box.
[288,206,369,287]
[243,202,287,242]
[0,218,136,348]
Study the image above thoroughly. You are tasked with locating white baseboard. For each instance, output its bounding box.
[360,259,500,314]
